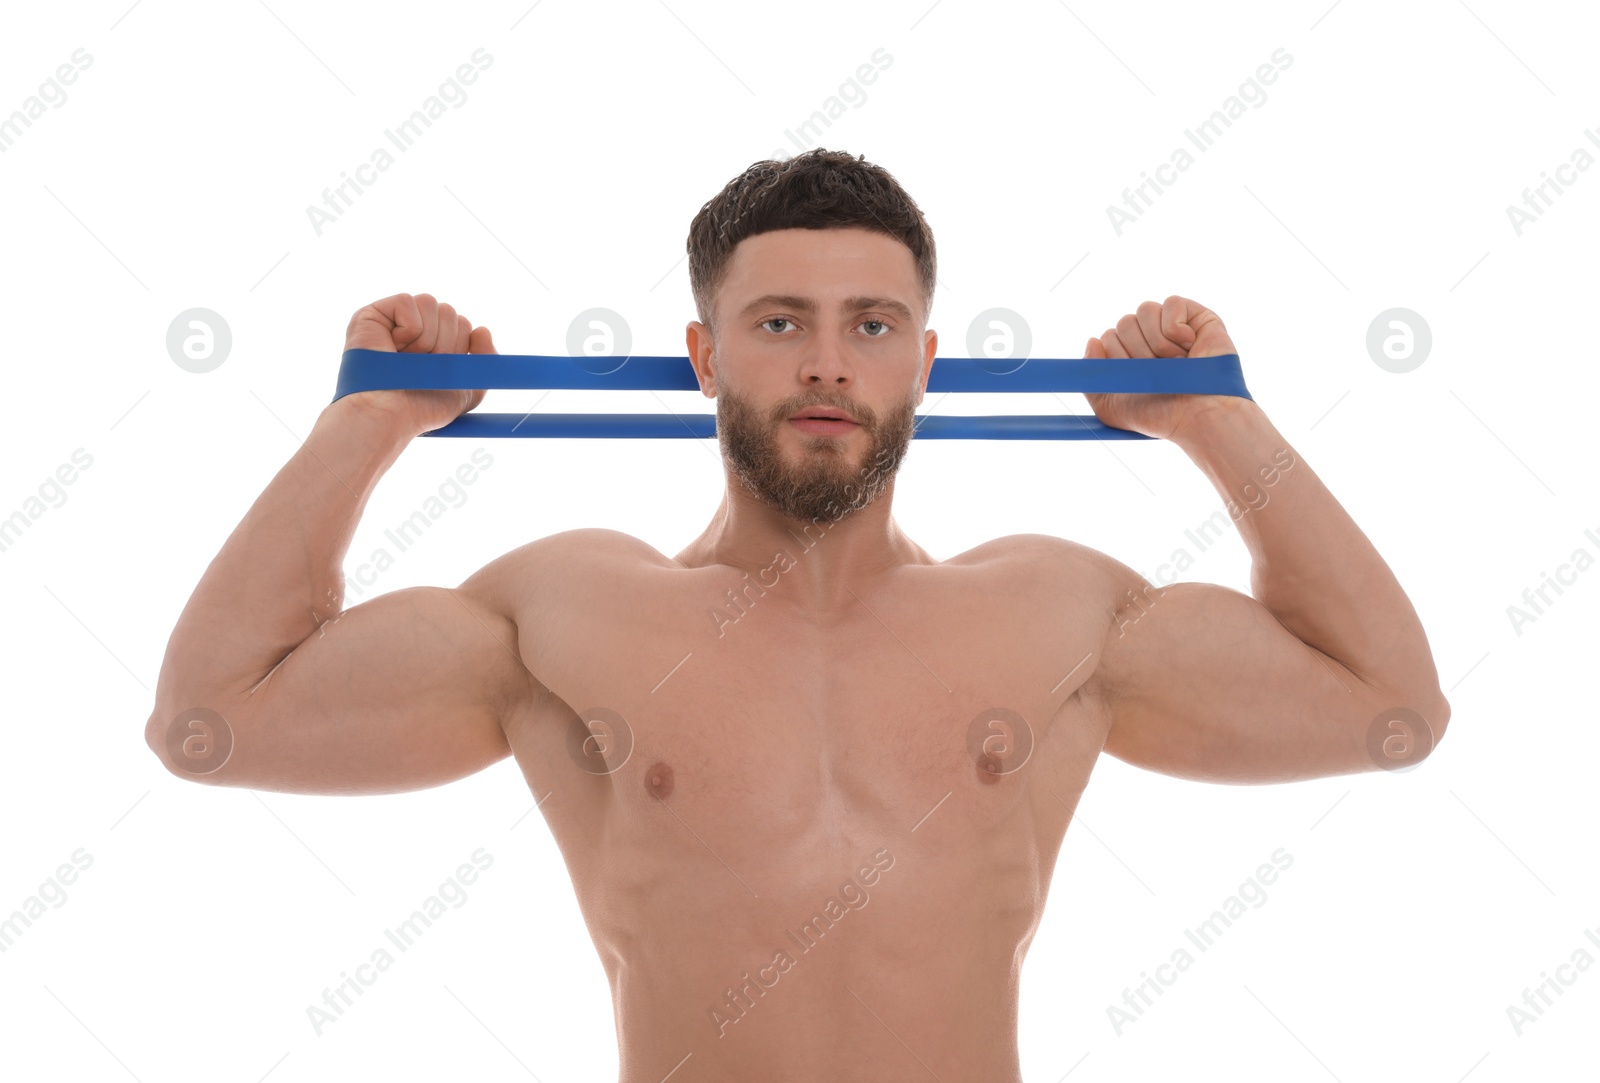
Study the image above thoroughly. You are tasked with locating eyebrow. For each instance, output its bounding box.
[735,293,915,323]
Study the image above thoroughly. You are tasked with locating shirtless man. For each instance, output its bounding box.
[145,149,1450,1082]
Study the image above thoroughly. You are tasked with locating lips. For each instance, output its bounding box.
[789,408,857,423]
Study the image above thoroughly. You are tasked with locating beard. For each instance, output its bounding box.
[716,383,918,525]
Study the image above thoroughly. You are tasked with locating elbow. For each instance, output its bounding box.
[1365,688,1450,772]
[1415,688,1450,754]
[1426,690,1451,753]
[145,712,191,780]
[145,708,232,784]
[144,713,171,768]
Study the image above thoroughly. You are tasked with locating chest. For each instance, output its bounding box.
[505,560,1105,862]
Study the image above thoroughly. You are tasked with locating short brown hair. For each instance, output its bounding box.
[686,148,937,336]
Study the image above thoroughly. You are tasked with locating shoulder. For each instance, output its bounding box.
[957,532,1142,599]
[495,527,667,570]
[519,527,667,565]
[961,534,1159,681]
[972,536,1176,729]
[459,527,667,609]
[454,528,668,687]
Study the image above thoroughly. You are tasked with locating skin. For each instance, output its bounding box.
[145,228,1451,1082]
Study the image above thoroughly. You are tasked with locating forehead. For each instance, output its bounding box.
[720,227,920,295]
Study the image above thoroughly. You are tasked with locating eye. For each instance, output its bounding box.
[859,319,891,337]
[760,317,797,334]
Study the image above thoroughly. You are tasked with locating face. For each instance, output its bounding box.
[688,227,936,525]
[716,378,918,525]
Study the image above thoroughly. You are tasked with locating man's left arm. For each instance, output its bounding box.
[1077,297,1451,783]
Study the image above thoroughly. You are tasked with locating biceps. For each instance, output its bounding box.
[193,585,526,794]
[1094,582,1382,783]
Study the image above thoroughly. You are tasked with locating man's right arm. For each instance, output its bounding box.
[143,397,539,794]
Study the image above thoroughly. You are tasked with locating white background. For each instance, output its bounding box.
[1,0,1596,1080]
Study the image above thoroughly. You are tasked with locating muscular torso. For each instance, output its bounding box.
[495,530,1117,1083]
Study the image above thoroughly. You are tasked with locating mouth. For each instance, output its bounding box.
[788,409,859,435]
[789,407,857,423]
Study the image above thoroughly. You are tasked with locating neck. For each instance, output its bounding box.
[677,479,931,612]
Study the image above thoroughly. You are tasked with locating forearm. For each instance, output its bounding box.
[148,399,413,719]
[1169,398,1446,710]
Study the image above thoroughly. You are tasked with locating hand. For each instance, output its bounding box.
[1083,295,1243,441]
[341,292,496,436]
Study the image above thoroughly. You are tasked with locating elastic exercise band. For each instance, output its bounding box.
[331,350,1252,440]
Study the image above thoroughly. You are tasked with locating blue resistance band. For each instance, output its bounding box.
[331,349,1252,440]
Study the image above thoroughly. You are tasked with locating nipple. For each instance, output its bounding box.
[644,761,675,800]
[975,753,1005,785]
[966,708,1032,786]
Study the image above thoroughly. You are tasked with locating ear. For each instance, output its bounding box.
[916,327,938,406]
[685,320,717,398]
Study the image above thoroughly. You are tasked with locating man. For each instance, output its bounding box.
[146,148,1449,1081]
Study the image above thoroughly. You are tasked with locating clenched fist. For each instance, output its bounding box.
[340,292,496,437]
[1083,295,1246,441]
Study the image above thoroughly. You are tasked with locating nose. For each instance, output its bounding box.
[798,338,853,387]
